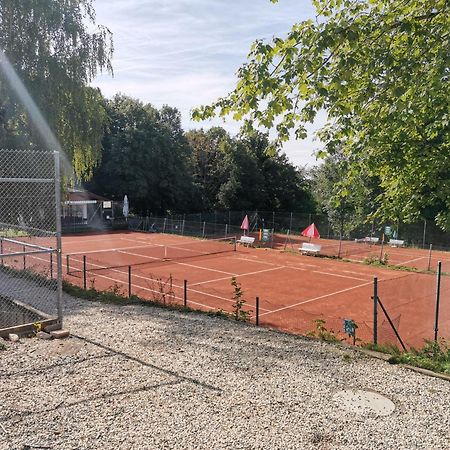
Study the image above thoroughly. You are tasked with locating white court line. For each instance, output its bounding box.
[68,243,163,256]
[258,280,373,317]
[314,271,368,281]
[190,267,284,286]
[396,256,426,265]
[119,250,237,276]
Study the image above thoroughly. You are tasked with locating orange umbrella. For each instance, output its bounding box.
[301,223,320,239]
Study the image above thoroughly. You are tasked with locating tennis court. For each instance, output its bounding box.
[60,231,450,349]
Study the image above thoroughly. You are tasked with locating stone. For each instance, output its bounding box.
[8,333,19,342]
[36,331,52,340]
[50,329,70,339]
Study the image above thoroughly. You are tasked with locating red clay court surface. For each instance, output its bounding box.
[61,231,450,349]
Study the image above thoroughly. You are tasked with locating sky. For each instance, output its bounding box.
[92,0,325,168]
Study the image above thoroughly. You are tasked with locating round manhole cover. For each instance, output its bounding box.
[333,389,395,416]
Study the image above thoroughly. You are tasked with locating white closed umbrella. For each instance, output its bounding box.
[123,195,129,220]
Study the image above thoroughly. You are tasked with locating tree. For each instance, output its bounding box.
[0,0,113,179]
[88,95,196,213]
[185,127,231,210]
[310,155,380,237]
[193,0,450,229]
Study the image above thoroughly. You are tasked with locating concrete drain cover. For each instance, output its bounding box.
[333,389,395,416]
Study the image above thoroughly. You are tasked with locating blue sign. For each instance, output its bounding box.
[344,319,357,336]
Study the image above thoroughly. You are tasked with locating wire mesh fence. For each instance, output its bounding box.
[128,213,450,273]
[0,149,62,335]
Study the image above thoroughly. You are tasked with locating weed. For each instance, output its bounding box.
[230,277,251,322]
[342,353,352,362]
[306,319,342,343]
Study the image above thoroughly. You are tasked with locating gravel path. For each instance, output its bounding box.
[0,294,449,450]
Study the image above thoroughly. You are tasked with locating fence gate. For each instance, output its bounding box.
[0,149,62,336]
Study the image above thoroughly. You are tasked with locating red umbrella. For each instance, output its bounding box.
[240,215,249,235]
[301,223,320,239]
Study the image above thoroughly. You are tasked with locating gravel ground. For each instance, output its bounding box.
[0,294,449,450]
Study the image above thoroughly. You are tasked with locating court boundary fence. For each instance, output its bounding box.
[128,214,449,273]
[0,149,63,336]
[65,241,447,350]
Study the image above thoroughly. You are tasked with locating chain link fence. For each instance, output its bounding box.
[0,149,62,336]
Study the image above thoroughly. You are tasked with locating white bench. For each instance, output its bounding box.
[355,237,379,244]
[389,239,405,247]
[300,242,322,255]
[237,236,255,247]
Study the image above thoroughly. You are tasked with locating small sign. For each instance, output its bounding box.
[262,229,271,242]
[103,201,112,209]
[384,226,392,236]
[344,319,357,337]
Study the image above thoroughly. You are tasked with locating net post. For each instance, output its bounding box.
[202,221,206,238]
[427,244,433,271]
[373,277,378,345]
[233,237,237,251]
[66,254,70,274]
[184,280,187,307]
[128,265,132,298]
[434,261,442,341]
[255,297,259,326]
[83,255,87,290]
[23,245,26,269]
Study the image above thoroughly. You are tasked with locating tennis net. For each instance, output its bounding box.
[66,236,237,276]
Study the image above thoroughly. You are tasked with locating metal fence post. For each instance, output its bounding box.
[373,277,378,345]
[83,255,87,290]
[54,151,63,324]
[427,244,433,271]
[128,265,132,298]
[202,221,206,238]
[184,280,187,307]
[434,261,442,341]
[256,297,259,326]
[23,245,26,269]
[225,224,228,238]
[163,217,167,233]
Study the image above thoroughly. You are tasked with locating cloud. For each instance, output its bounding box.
[92,0,322,166]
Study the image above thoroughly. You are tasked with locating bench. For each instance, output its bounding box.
[389,239,405,247]
[237,236,255,247]
[300,242,322,255]
[365,237,379,244]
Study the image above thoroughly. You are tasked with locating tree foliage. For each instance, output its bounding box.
[0,0,113,179]
[88,95,196,213]
[186,128,313,212]
[193,0,449,229]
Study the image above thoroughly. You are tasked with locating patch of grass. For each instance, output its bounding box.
[388,339,450,375]
[0,341,6,351]
[362,342,402,355]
